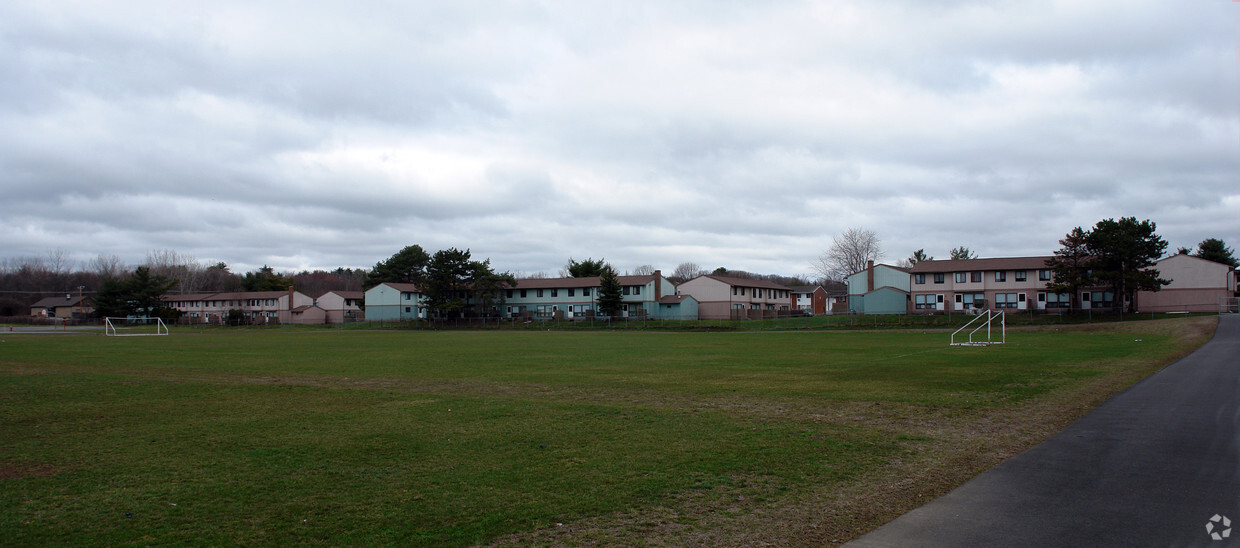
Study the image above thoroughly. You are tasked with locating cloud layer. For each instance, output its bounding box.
[2,0,1237,276]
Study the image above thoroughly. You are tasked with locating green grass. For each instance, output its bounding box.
[0,319,1214,545]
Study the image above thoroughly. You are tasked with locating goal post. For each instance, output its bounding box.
[104,317,170,336]
[950,310,1005,346]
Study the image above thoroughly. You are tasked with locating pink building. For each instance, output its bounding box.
[1136,254,1236,313]
[908,257,1060,313]
[163,288,315,324]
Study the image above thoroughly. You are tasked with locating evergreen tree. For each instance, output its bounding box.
[366,245,430,288]
[1086,217,1169,313]
[908,249,933,266]
[565,257,612,278]
[949,246,977,260]
[1045,227,1092,310]
[1195,238,1238,268]
[596,269,623,317]
[243,265,293,292]
[95,266,178,318]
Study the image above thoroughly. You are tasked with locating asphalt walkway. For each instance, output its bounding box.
[847,314,1240,547]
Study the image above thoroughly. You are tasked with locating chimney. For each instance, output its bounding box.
[288,287,295,310]
[866,261,875,291]
[654,269,662,301]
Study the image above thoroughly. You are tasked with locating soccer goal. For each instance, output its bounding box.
[950,310,1005,346]
[104,317,170,337]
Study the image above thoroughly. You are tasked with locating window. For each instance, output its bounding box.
[1087,291,1115,307]
[583,288,591,296]
[1015,271,1027,282]
[622,286,631,295]
[506,290,513,299]
[915,294,938,309]
[1039,270,1052,281]
[955,272,967,283]
[732,287,738,296]
[537,289,544,298]
[961,293,986,308]
[995,293,1019,308]
[915,274,926,284]
[405,307,411,313]
[520,289,527,298]
[970,272,982,283]
[633,286,641,296]
[568,289,575,297]
[934,273,945,284]
[995,271,1007,282]
[551,289,558,297]
[1040,292,1070,308]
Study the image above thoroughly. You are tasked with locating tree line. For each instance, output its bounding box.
[0,249,366,317]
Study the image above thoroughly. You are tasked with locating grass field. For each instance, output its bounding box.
[0,317,1217,546]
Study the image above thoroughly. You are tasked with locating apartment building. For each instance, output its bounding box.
[907,257,1072,313]
[675,275,795,320]
[163,288,315,324]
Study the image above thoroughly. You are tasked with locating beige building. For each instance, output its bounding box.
[316,290,365,323]
[1136,254,1236,313]
[163,289,315,324]
[30,295,95,318]
[675,275,794,320]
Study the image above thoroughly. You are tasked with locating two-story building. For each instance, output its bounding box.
[789,285,828,315]
[846,262,911,314]
[502,271,689,319]
[675,275,795,320]
[163,289,315,324]
[1135,254,1237,313]
[364,272,697,320]
[316,290,365,323]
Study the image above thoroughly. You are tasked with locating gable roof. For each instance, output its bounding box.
[371,282,422,292]
[31,295,93,308]
[322,290,364,299]
[513,275,659,289]
[909,256,1054,273]
[689,275,793,291]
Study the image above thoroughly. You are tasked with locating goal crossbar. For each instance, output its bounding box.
[104,317,170,336]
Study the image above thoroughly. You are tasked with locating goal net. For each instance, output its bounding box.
[104,317,170,336]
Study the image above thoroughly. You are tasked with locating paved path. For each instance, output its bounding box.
[847,315,1240,547]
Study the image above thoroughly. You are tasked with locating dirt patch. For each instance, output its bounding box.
[0,461,63,480]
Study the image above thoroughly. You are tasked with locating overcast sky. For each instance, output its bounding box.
[3,1,1237,278]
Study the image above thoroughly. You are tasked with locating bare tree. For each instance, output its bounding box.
[812,228,885,280]
[670,262,705,283]
[631,264,655,276]
[87,254,127,280]
[145,249,206,293]
[46,248,73,276]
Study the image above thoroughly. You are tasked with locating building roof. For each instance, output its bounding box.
[322,290,364,299]
[689,275,794,291]
[161,293,219,302]
[909,256,1054,273]
[162,290,302,302]
[513,275,658,289]
[658,295,695,304]
[31,295,92,308]
[371,282,422,292]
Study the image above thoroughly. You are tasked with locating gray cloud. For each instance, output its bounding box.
[1,0,1235,277]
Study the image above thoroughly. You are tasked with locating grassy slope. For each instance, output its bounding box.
[0,317,1217,545]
